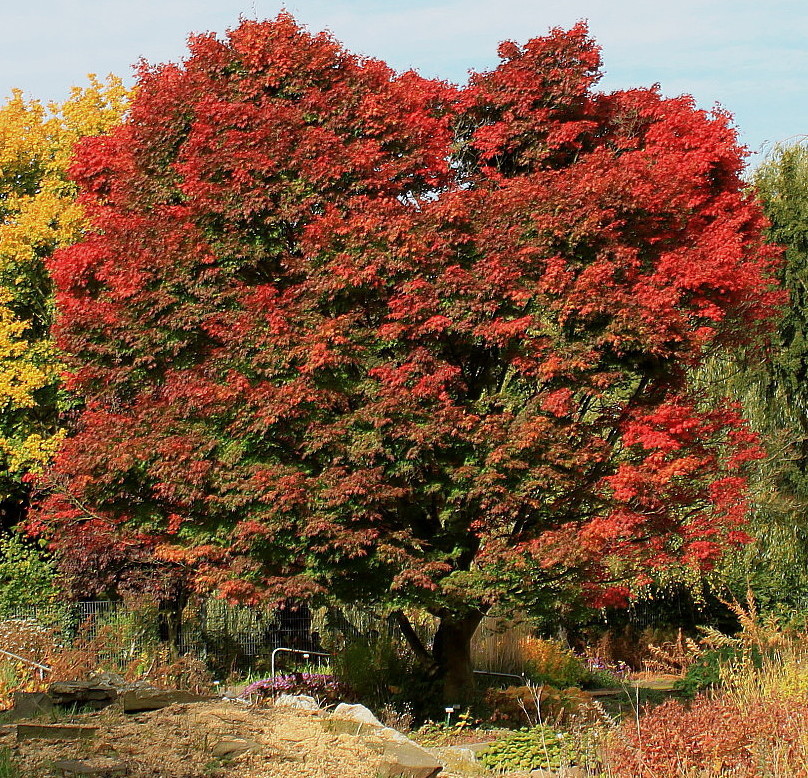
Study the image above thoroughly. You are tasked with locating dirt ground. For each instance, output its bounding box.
[3,700,388,777]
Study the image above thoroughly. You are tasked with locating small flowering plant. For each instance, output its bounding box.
[581,655,631,689]
[243,672,351,703]
[584,656,631,676]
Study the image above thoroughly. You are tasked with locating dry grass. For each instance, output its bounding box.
[470,616,535,676]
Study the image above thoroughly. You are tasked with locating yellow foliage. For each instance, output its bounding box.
[0,76,129,490]
[519,636,588,687]
[699,591,808,704]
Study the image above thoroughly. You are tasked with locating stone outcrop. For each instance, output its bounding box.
[120,688,212,712]
[323,702,442,778]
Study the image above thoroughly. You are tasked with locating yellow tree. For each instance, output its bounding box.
[0,76,129,509]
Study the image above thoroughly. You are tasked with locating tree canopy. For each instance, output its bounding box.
[32,15,781,697]
[694,141,808,617]
[0,77,128,510]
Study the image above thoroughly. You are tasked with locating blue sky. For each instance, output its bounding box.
[1,0,805,167]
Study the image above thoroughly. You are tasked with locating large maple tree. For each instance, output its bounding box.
[32,15,781,699]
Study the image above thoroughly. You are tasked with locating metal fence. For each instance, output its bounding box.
[0,600,602,679]
[0,599,404,672]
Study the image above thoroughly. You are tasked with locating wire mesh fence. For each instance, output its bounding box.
[0,599,415,673]
[0,598,678,679]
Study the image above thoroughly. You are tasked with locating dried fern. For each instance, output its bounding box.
[643,629,702,675]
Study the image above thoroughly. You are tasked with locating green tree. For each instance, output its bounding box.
[0,533,58,613]
[730,142,808,614]
[676,142,808,619]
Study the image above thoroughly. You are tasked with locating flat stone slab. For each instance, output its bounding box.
[17,723,97,741]
[50,681,118,698]
[7,691,54,720]
[48,681,119,710]
[121,689,212,712]
[51,758,128,776]
[210,737,262,757]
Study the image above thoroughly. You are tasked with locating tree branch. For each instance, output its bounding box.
[391,609,435,667]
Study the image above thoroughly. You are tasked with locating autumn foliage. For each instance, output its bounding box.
[30,15,780,693]
[0,77,128,499]
[606,695,808,777]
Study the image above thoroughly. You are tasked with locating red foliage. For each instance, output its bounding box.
[32,15,780,620]
[607,695,808,777]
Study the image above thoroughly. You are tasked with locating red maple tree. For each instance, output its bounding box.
[32,15,781,699]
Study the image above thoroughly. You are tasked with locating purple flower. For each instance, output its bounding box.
[243,672,350,701]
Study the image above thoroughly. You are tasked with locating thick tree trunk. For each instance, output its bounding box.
[158,593,188,656]
[432,611,485,705]
[393,608,486,704]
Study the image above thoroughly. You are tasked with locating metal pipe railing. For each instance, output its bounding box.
[473,669,527,683]
[0,647,52,679]
[269,647,331,683]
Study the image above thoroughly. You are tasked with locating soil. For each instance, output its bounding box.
[2,700,387,777]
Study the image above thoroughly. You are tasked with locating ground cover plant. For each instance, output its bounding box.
[479,724,579,773]
[26,12,781,707]
[243,672,350,704]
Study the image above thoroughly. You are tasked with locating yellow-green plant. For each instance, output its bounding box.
[696,592,808,703]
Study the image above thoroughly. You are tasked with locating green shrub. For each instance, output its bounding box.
[0,534,59,615]
[582,667,624,689]
[674,645,759,697]
[332,633,440,719]
[0,748,21,778]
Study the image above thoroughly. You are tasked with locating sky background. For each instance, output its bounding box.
[1,0,805,168]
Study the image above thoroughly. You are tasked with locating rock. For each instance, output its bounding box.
[530,769,585,778]
[324,703,441,778]
[331,703,383,727]
[120,689,212,712]
[430,744,480,769]
[273,694,320,711]
[210,737,261,757]
[48,680,119,708]
[462,742,495,756]
[378,726,411,745]
[86,672,128,689]
[17,723,97,741]
[321,718,380,738]
[221,684,248,699]
[51,758,128,776]
[7,691,53,720]
[377,739,442,778]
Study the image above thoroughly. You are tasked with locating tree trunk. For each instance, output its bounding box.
[432,611,485,705]
[158,593,187,656]
[393,608,486,705]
